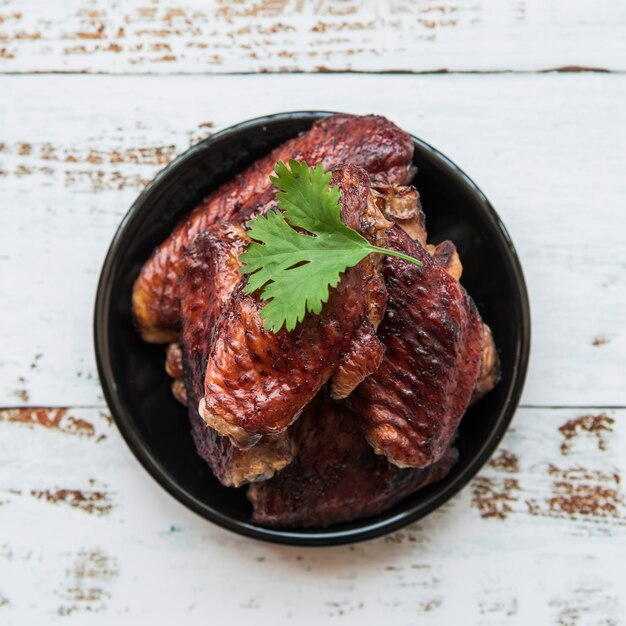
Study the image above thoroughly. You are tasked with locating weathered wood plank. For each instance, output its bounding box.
[0,0,625,74]
[0,407,623,623]
[0,73,624,407]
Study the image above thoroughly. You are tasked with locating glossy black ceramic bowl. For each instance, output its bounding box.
[94,111,530,546]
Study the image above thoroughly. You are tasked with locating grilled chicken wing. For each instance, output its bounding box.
[248,389,457,528]
[346,225,484,469]
[178,223,293,487]
[199,166,389,447]
[366,181,500,437]
[132,114,415,343]
[382,184,500,404]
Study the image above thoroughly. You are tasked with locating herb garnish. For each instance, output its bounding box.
[239,160,422,332]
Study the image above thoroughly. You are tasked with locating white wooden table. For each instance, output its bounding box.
[1,2,625,624]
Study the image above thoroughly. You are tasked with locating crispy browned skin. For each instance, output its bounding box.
[430,240,463,281]
[165,342,184,379]
[377,182,463,281]
[347,226,484,469]
[471,323,501,405]
[178,223,293,487]
[248,390,458,528]
[372,184,498,443]
[132,114,415,343]
[199,167,389,446]
[170,378,187,405]
[373,183,426,243]
[164,342,187,404]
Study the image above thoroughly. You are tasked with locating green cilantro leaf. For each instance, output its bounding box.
[239,159,423,332]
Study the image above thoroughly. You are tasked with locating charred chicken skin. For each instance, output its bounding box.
[132,114,416,343]
[199,167,389,447]
[248,389,458,528]
[346,225,484,469]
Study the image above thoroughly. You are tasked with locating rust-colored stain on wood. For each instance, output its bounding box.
[420,599,442,613]
[216,0,292,19]
[474,449,522,519]
[30,484,113,516]
[558,414,615,454]
[62,169,152,191]
[487,449,520,473]
[545,65,611,74]
[548,481,622,518]
[0,408,97,438]
[478,596,518,617]
[56,549,119,617]
[324,599,367,617]
[550,588,619,626]
[0,0,478,71]
[471,477,521,519]
[524,465,624,521]
[75,30,106,41]
[0,124,213,190]
[12,389,29,402]
[547,464,620,483]
[592,336,610,346]
[1,141,177,166]
[546,465,623,519]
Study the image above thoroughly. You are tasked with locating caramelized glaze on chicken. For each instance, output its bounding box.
[133,114,501,523]
[347,225,484,468]
[199,167,389,447]
[248,389,458,528]
[177,223,293,486]
[133,114,416,343]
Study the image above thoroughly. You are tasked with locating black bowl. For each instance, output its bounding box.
[94,111,530,546]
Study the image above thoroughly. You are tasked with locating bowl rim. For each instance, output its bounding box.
[94,110,531,546]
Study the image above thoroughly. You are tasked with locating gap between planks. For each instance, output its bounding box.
[0,67,619,77]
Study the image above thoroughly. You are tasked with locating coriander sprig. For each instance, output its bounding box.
[239,160,422,332]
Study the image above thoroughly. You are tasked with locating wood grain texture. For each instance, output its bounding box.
[0,407,623,623]
[0,73,625,407]
[0,0,625,74]
[1,62,625,624]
